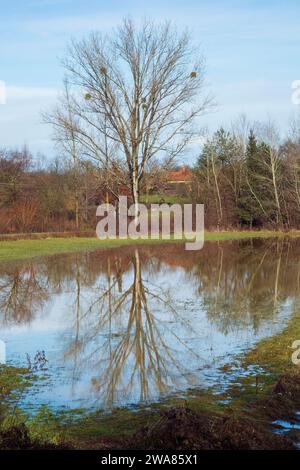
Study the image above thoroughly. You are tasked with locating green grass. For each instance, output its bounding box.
[242,311,300,381]
[0,230,299,262]
[0,365,33,430]
[0,365,32,400]
[140,194,190,204]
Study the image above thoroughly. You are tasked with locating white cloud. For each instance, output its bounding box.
[0,81,6,105]
[7,86,59,102]
[0,85,59,155]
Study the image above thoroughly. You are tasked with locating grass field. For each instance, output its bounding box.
[0,230,298,262]
[139,194,190,204]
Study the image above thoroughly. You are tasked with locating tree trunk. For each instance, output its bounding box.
[211,154,222,227]
[271,158,281,225]
[75,191,79,229]
[132,169,140,223]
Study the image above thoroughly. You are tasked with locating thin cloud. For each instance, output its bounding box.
[7,86,59,102]
[24,14,123,35]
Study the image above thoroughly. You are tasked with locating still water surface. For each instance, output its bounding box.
[0,239,299,412]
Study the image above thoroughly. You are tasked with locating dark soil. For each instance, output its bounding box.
[126,407,295,450]
[0,424,71,450]
[126,370,300,450]
[258,368,300,421]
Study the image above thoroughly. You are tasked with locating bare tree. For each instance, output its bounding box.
[44,18,211,214]
[63,79,81,228]
[257,121,283,226]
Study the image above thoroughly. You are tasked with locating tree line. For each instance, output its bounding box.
[193,117,300,229]
[1,18,300,234]
[0,147,101,233]
[0,147,169,234]
[2,115,300,233]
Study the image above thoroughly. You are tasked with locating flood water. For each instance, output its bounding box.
[0,238,299,413]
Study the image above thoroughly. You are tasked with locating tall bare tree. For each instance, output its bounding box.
[45,18,211,211]
[256,121,283,226]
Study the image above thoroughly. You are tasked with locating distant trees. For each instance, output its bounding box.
[238,129,277,227]
[0,148,36,232]
[0,148,103,233]
[2,114,300,234]
[194,120,300,229]
[0,146,178,234]
[0,147,31,206]
[195,128,243,228]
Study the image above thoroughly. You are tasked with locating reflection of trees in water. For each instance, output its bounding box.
[0,264,49,323]
[61,239,300,406]
[1,239,300,404]
[64,249,200,407]
[189,239,300,334]
[0,252,127,325]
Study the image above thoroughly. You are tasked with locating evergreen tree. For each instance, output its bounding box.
[238,130,261,226]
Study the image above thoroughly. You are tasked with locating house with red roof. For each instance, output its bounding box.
[165,167,193,195]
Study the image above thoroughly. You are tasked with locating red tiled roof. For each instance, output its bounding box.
[168,167,193,182]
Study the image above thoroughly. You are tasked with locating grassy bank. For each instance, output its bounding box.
[0,230,299,262]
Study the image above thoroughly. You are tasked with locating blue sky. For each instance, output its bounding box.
[0,0,299,160]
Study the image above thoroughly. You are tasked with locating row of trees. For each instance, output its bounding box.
[193,117,300,229]
[0,148,99,233]
[3,116,300,233]
[0,147,170,233]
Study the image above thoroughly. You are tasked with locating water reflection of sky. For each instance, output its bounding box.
[0,240,298,412]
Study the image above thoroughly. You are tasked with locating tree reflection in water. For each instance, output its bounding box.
[191,239,300,334]
[0,238,300,410]
[64,249,201,407]
[0,264,49,324]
